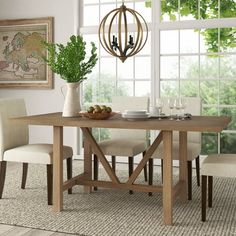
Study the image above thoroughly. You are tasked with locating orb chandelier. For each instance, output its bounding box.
[98,1,148,63]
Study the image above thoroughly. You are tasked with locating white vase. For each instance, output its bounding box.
[62,82,81,117]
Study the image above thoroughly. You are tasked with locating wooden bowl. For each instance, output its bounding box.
[81,112,116,120]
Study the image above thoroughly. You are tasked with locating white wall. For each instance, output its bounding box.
[0,0,79,151]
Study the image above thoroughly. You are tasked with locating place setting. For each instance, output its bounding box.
[149,97,192,121]
[122,110,149,121]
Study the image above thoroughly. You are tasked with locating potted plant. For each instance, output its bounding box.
[43,35,98,117]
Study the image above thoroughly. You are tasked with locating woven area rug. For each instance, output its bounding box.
[0,160,236,236]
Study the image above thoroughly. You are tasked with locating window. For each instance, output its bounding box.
[81,0,151,141]
[80,0,236,153]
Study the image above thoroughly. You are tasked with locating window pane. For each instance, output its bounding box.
[97,80,116,103]
[117,81,133,96]
[180,0,198,21]
[201,133,218,154]
[200,1,219,19]
[220,55,236,79]
[220,81,236,105]
[84,5,99,26]
[83,78,99,104]
[220,108,236,130]
[180,56,199,79]
[180,29,199,53]
[202,107,218,116]
[83,34,100,55]
[100,58,116,77]
[161,30,178,54]
[200,29,219,53]
[200,56,219,79]
[117,58,133,79]
[161,0,178,22]
[135,81,150,96]
[180,80,198,97]
[160,80,179,97]
[200,81,218,105]
[220,133,236,153]
[220,28,236,53]
[220,1,236,18]
[160,56,179,79]
[100,4,116,22]
[135,1,152,23]
[135,57,151,79]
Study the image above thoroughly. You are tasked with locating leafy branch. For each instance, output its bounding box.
[43,35,98,83]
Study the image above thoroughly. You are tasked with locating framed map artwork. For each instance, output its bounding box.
[0,17,53,89]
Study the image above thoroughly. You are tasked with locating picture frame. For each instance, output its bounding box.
[0,17,53,89]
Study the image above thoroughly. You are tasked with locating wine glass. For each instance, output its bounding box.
[174,98,182,121]
[181,97,187,120]
[156,98,164,120]
[168,98,175,120]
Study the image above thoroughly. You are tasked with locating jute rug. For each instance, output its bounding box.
[0,160,236,236]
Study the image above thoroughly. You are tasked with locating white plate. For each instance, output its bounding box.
[124,110,147,115]
[122,113,149,119]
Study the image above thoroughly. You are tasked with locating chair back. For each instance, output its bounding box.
[161,97,201,143]
[110,96,149,141]
[0,98,29,160]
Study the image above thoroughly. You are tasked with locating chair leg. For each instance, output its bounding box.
[195,156,200,186]
[93,154,98,191]
[208,176,213,208]
[187,161,192,200]
[111,156,116,172]
[128,156,134,194]
[0,161,7,199]
[21,163,28,189]
[47,164,53,205]
[67,157,73,194]
[161,159,163,183]
[148,158,153,196]
[201,175,207,222]
[143,151,148,182]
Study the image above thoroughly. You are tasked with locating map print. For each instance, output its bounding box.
[0,25,47,81]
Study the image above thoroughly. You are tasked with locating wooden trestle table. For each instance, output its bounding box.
[12,113,230,225]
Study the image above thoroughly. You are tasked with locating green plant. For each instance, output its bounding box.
[43,35,98,83]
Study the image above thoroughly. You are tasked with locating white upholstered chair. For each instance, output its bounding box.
[149,97,202,199]
[93,96,150,194]
[0,98,73,205]
[201,154,236,222]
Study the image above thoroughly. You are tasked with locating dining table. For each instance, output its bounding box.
[12,112,230,225]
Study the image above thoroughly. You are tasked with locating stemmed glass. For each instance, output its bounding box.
[168,98,175,120]
[174,98,183,121]
[156,98,164,120]
[181,98,187,120]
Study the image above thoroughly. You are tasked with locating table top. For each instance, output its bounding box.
[11,112,231,132]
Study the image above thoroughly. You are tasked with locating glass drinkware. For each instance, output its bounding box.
[168,98,175,120]
[174,97,183,121]
[156,98,164,120]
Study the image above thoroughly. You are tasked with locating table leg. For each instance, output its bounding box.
[83,128,92,193]
[163,130,173,225]
[179,131,188,202]
[53,126,63,212]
